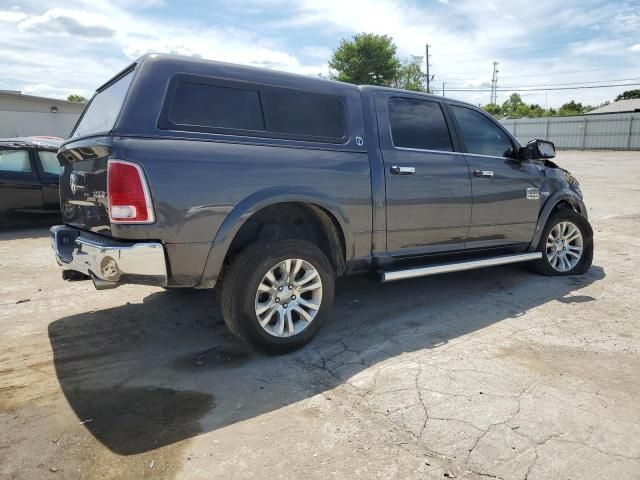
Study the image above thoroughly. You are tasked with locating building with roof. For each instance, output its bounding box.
[586,98,640,115]
[0,90,84,139]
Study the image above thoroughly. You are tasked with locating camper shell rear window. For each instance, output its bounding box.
[71,69,134,138]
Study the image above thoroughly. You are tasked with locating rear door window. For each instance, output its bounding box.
[450,105,513,157]
[72,70,134,138]
[0,149,31,173]
[388,97,453,151]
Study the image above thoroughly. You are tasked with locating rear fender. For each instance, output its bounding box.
[198,187,353,288]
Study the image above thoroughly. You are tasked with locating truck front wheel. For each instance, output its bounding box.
[531,208,593,276]
[220,239,335,353]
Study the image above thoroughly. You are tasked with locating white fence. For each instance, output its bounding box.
[501,112,640,150]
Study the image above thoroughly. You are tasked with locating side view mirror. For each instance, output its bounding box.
[518,139,556,160]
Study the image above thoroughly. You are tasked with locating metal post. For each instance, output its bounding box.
[425,44,430,94]
[490,62,499,104]
[545,118,550,142]
[582,116,588,150]
[628,116,634,151]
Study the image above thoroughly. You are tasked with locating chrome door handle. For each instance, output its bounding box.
[390,165,416,175]
[474,170,494,178]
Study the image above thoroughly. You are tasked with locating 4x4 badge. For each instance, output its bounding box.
[526,187,540,200]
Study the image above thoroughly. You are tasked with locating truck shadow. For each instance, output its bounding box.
[48,264,604,455]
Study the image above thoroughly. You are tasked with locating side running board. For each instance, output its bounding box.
[380,252,542,282]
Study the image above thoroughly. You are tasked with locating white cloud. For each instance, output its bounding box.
[0,0,317,99]
[18,8,115,38]
[0,0,638,108]
[0,10,27,22]
[569,39,633,56]
[122,31,301,70]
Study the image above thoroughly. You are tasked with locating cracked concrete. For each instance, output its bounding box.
[1,150,640,479]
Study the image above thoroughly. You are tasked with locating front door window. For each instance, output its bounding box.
[450,105,512,157]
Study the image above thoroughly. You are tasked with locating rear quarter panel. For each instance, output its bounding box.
[109,137,373,285]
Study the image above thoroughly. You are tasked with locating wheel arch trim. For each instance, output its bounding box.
[528,189,587,252]
[198,187,353,288]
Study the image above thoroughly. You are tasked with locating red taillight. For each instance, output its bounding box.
[107,160,155,224]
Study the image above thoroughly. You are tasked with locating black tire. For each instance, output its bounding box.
[531,208,593,276]
[220,239,335,354]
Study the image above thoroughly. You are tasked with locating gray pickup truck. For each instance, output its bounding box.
[51,54,593,353]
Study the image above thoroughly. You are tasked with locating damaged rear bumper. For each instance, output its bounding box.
[50,225,167,290]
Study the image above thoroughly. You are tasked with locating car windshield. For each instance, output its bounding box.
[72,70,134,138]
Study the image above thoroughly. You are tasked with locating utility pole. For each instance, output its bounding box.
[442,82,445,96]
[425,44,430,93]
[490,61,499,104]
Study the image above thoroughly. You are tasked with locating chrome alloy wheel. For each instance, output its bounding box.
[546,221,584,272]
[254,258,323,337]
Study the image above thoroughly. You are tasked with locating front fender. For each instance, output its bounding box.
[528,189,587,252]
[197,186,354,288]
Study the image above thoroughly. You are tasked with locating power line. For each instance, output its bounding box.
[433,39,639,67]
[442,66,638,81]
[444,82,640,92]
[446,77,640,89]
[433,43,598,65]
[435,32,639,58]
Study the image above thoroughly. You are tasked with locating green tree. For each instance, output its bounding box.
[527,104,546,118]
[67,94,87,103]
[329,33,401,86]
[490,94,558,118]
[482,103,502,117]
[558,100,586,116]
[501,93,529,117]
[392,56,425,92]
[615,89,640,101]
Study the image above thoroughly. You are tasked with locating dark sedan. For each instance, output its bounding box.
[0,136,63,227]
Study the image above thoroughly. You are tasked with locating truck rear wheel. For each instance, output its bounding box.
[531,208,593,276]
[220,239,335,354]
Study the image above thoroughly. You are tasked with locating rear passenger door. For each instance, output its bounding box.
[0,148,43,224]
[447,104,541,248]
[375,92,472,256]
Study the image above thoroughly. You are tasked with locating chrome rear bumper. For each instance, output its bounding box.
[50,225,167,289]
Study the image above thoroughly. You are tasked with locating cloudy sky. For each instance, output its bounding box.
[1,0,639,108]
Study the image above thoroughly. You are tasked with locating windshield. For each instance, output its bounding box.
[72,70,134,138]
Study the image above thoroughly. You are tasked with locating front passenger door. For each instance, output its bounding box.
[448,104,542,248]
[0,148,43,224]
